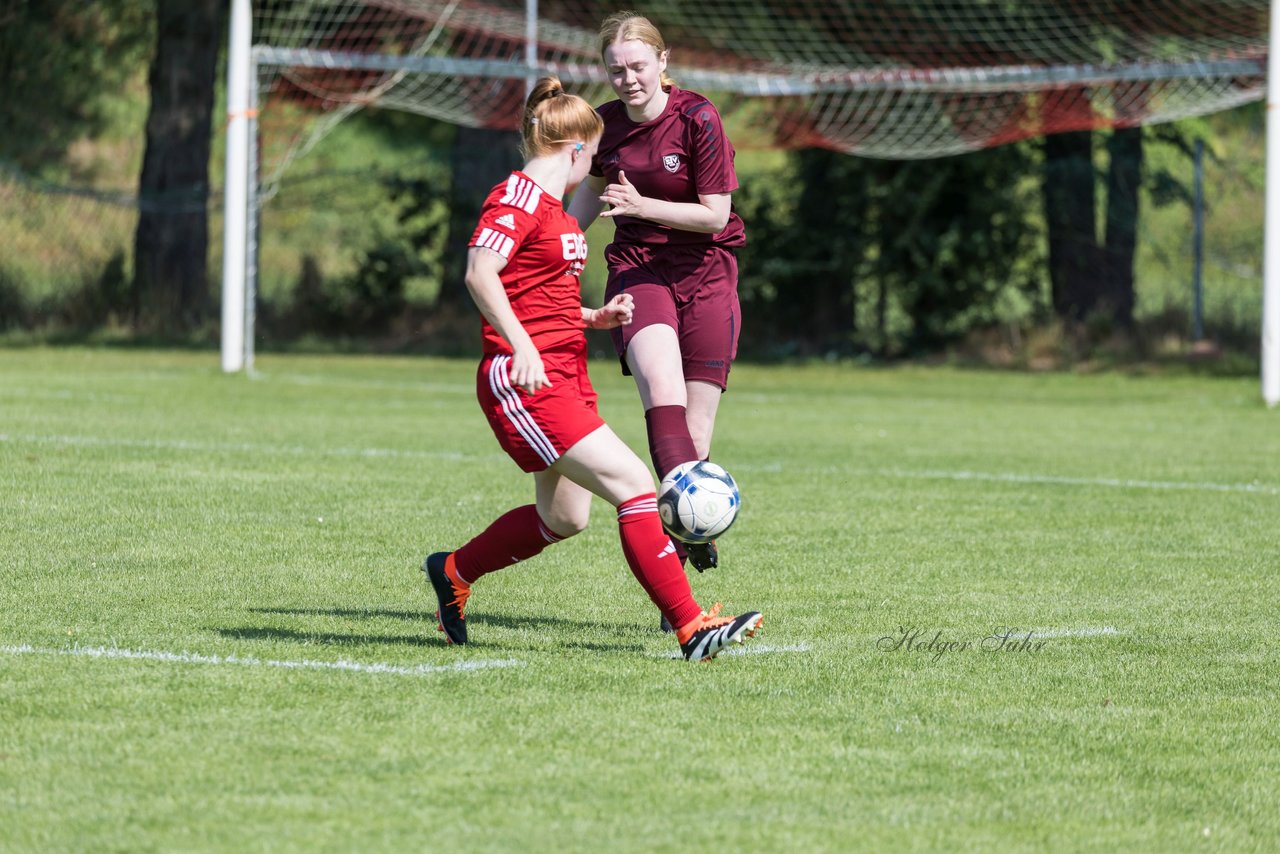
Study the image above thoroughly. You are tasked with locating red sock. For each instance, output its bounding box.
[616,494,703,629]
[453,505,565,584]
[644,405,698,482]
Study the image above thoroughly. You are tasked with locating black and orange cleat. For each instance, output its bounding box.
[676,604,762,662]
[423,551,470,645]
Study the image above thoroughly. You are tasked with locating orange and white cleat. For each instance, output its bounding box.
[676,604,762,662]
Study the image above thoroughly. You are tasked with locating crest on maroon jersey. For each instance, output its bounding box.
[662,154,681,173]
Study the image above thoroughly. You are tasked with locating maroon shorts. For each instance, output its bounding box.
[476,338,605,473]
[603,242,741,390]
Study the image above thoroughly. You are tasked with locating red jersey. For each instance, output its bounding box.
[590,86,745,249]
[468,171,589,355]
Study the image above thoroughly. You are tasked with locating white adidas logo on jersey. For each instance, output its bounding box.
[495,213,516,230]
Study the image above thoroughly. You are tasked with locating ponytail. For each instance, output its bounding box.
[521,77,604,159]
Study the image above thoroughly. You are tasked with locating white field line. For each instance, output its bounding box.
[0,643,522,677]
[0,432,491,462]
[12,432,1274,497]
[0,387,138,404]
[653,643,812,660]
[881,468,1280,496]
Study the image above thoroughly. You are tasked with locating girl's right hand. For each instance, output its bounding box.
[508,345,550,394]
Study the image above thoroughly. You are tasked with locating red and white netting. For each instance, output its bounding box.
[251,0,1268,191]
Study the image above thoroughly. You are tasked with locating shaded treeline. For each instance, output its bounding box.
[0,1,1202,356]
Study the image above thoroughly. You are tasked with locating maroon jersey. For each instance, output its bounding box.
[591,86,745,249]
[468,171,589,355]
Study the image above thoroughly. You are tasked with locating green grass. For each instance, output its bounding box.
[2,348,1278,851]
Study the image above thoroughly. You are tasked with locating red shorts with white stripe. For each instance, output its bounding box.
[477,337,606,473]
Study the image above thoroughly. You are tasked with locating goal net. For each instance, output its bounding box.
[224,0,1276,403]
[248,0,1268,198]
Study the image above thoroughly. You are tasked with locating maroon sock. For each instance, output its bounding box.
[616,494,703,629]
[645,405,699,566]
[644,405,699,482]
[453,505,565,584]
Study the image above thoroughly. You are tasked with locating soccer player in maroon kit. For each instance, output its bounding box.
[423,77,762,661]
[569,12,744,576]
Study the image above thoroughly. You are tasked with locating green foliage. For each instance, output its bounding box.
[1145,122,1210,209]
[873,144,1046,350]
[0,0,154,174]
[737,143,1045,356]
[343,242,413,330]
[0,0,1267,358]
[379,170,451,302]
[255,109,455,339]
[1134,104,1264,346]
[0,268,25,330]
[53,250,133,330]
[0,3,150,322]
[272,171,450,338]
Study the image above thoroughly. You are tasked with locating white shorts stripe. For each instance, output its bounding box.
[489,356,559,466]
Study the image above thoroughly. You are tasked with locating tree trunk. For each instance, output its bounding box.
[440,126,521,308]
[1042,130,1098,323]
[1102,126,1143,329]
[133,0,222,335]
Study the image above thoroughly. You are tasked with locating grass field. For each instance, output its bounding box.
[2,348,1278,851]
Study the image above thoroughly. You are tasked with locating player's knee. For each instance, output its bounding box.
[628,357,686,406]
[640,376,686,407]
[543,508,589,538]
[619,463,660,502]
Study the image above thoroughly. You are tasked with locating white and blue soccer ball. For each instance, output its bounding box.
[657,461,740,544]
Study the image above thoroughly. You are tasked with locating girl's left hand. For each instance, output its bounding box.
[588,293,634,329]
[599,170,645,218]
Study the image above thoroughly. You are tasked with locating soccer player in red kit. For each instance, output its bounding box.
[422,76,762,661]
[568,12,744,577]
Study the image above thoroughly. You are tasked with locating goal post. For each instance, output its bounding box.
[220,0,251,374]
[1264,0,1280,406]
[220,0,1276,405]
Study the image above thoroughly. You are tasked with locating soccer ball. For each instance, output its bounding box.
[657,461,740,544]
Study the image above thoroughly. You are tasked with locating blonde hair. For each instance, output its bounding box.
[599,11,674,87]
[520,76,604,159]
